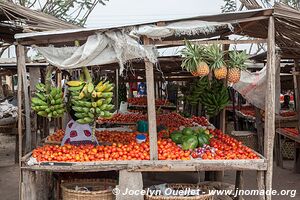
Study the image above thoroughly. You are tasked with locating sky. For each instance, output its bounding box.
[86,0,225,28]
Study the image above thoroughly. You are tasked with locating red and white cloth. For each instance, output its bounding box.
[61,120,98,146]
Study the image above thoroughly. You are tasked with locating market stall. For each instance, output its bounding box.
[14,3,300,200]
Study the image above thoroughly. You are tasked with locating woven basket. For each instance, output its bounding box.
[61,179,117,200]
[281,139,294,160]
[145,184,214,200]
[230,131,258,151]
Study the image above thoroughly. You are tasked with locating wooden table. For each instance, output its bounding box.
[275,128,300,173]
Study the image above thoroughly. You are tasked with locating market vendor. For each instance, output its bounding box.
[281,95,291,110]
[61,109,98,146]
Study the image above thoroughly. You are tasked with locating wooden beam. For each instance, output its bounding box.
[16,44,23,200]
[115,68,119,109]
[19,46,32,153]
[155,38,267,48]
[255,108,264,154]
[144,37,158,160]
[29,67,40,148]
[264,16,276,200]
[293,60,300,173]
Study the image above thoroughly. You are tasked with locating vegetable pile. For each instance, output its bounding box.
[170,127,212,150]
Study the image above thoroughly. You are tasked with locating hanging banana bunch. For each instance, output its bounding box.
[31,68,65,119]
[67,67,115,124]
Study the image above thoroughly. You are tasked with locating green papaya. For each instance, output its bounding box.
[170,131,183,144]
[182,135,198,150]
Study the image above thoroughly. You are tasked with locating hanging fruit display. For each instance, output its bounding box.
[181,40,209,77]
[227,50,248,83]
[185,77,209,106]
[199,79,229,117]
[207,44,227,80]
[67,67,114,124]
[31,68,65,119]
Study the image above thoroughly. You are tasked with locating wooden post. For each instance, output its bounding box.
[17,45,31,153]
[264,16,276,200]
[255,108,264,154]
[16,44,24,200]
[293,61,300,130]
[57,69,62,129]
[293,60,300,173]
[144,37,158,160]
[117,170,143,200]
[257,171,266,200]
[234,171,244,200]
[115,68,119,109]
[29,67,40,148]
[6,75,13,91]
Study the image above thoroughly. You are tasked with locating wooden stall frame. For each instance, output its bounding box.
[14,8,287,199]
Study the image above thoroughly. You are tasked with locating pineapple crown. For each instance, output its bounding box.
[228,49,248,70]
[206,44,225,70]
[181,40,206,72]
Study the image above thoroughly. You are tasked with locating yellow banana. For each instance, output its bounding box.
[67,81,84,87]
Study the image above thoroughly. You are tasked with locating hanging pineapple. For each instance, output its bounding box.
[181,40,209,77]
[207,44,227,80]
[227,50,248,83]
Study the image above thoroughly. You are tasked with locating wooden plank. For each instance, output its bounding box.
[276,128,300,144]
[17,45,32,153]
[294,142,300,173]
[155,38,267,48]
[16,44,24,200]
[115,68,119,109]
[29,67,40,148]
[22,170,37,200]
[255,107,264,154]
[144,37,158,160]
[293,60,300,136]
[257,171,266,200]
[234,171,244,200]
[21,158,268,172]
[264,16,276,200]
[274,131,283,168]
[56,70,62,129]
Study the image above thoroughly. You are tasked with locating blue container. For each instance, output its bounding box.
[136,134,147,143]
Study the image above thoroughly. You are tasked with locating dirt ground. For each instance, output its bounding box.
[0,134,299,200]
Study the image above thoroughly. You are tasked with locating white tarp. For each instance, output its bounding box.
[130,20,234,39]
[34,31,158,73]
[233,66,281,113]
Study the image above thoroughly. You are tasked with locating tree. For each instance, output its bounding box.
[221,0,237,13]
[8,0,108,26]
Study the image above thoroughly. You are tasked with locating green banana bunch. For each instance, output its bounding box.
[68,73,115,124]
[199,79,229,117]
[31,85,65,119]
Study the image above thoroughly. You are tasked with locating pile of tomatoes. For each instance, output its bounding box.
[96,130,137,144]
[47,129,65,142]
[32,139,191,162]
[190,116,209,127]
[128,97,171,106]
[280,111,297,117]
[206,129,259,160]
[239,106,255,117]
[281,128,299,136]
[99,113,146,124]
[100,112,210,129]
